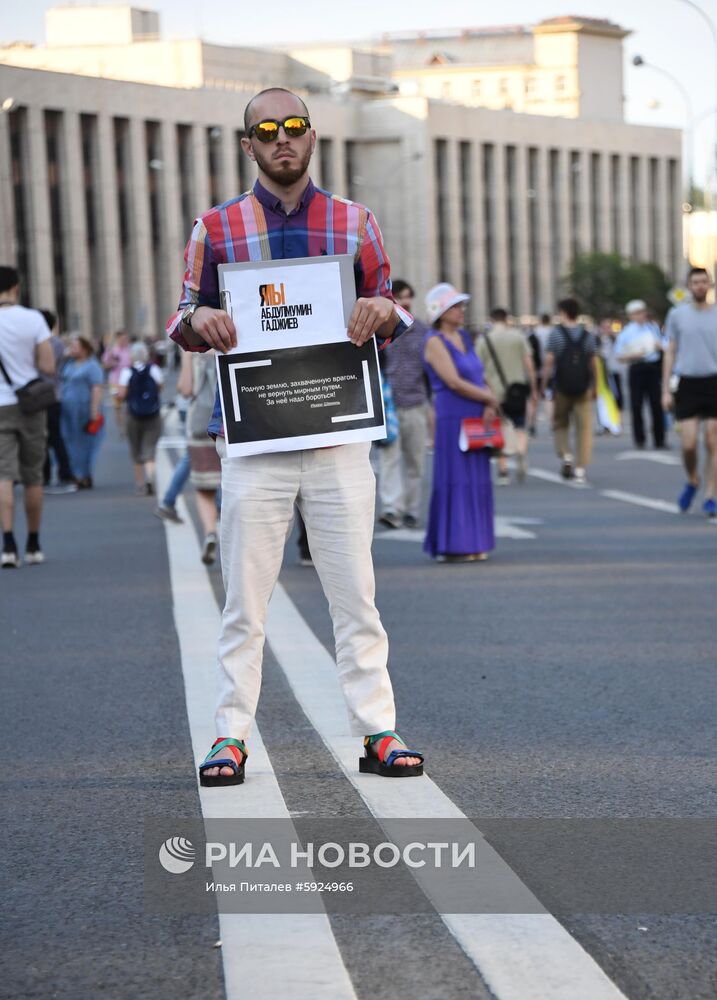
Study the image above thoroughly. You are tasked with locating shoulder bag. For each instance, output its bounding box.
[0,352,56,415]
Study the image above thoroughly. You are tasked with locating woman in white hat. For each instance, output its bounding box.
[422,284,499,561]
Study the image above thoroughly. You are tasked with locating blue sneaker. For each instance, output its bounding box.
[678,483,698,512]
[703,498,717,519]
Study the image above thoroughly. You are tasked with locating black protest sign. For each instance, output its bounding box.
[217,338,385,453]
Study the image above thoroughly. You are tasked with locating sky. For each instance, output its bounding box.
[4,0,717,183]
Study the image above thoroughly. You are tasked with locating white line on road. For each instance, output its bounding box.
[265,583,628,1000]
[375,515,542,542]
[600,489,679,515]
[157,450,356,1000]
[616,450,680,466]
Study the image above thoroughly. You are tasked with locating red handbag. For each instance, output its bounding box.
[458,417,505,453]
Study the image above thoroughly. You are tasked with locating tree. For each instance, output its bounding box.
[564,252,671,321]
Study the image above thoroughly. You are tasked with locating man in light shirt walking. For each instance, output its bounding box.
[663,267,717,517]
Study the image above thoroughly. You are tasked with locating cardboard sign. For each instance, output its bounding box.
[217,256,386,456]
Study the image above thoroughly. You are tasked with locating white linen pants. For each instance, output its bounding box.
[214,439,396,739]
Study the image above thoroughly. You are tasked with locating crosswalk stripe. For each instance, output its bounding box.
[265,583,628,1000]
[156,449,357,1000]
[600,489,679,515]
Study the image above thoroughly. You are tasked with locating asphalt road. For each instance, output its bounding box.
[1,408,715,1000]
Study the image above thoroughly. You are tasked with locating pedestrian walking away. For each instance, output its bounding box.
[39,309,76,493]
[117,341,164,496]
[182,348,222,564]
[615,299,665,449]
[476,307,536,484]
[378,279,430,529]
[542,297,599,485]
[0,267,55,567]
[167,86,424,784]
[423,283,498,562]
[662,267,717,517]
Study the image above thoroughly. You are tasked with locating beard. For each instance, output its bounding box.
[255,144,312,187]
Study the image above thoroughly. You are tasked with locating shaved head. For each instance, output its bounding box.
[243,88,310,132]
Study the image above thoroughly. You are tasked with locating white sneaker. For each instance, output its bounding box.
[201,532,218,565]
[1,550,21,568]
[573,467,587,485]
[25,549,45,565]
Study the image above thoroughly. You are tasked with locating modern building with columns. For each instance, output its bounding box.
[0,6,682,336]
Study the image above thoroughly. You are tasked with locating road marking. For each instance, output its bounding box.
[600,489,679,515]
[156,450,356,1000]
[528,468,591,489]
[617,450,680,466]
[157,436,187,449]
[265,583,628,1000]
[376,516,542,542]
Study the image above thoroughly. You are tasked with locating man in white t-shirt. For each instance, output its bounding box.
[0,266,56,568]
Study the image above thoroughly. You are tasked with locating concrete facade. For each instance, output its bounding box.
[0,8,682,335]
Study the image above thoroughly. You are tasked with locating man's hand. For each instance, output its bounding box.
[347,297,396,347]
[662,390,673,413]
[190,306,237,353]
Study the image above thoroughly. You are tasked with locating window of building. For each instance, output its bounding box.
[555,75,566,94]
[649,157,659,262]
[610,154,621,254]
[569,150,581,261]
[629,156,640,260]
[441,80,452,100]
[528,147,540,314]
[525,76,537,96]
[499,77,510,96]
[590,152,600,251]
[471,79,482,101]
[8,107,30,304]
[505,145,517,313]
[482,143,496,309]
[176,124,193,236]
[319,137,334,190]
[668,159,679,277]
[80,114,100,335]
[549,149,561,303]
[434,138,449,282]
[459,141,474,316]
[44,110,67,329]
[207,125,222,206]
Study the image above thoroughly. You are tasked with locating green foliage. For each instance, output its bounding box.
[564,252,671,322]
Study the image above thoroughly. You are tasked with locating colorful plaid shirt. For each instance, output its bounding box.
[167,178,412,437]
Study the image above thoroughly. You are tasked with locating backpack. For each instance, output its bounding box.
[554,326,592,396]
[127,365,160,419]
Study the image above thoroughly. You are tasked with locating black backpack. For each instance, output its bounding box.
[127,365,160,419]
[554,326,591,397]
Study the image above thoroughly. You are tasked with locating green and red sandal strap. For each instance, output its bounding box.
[364,731,423,768]
[199,737,248,775]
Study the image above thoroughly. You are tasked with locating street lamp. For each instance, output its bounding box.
[632,54,695,200]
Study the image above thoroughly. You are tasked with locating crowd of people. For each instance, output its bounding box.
[371,265,717,562]
[1,258,716,571]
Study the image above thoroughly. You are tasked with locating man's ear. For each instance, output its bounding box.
[240,136,256,163]
[310,129,317,155]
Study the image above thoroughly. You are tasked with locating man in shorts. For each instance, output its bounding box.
[0,267,56,567]
[663,266,717,516]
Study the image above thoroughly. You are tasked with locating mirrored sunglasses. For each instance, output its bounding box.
[248,116,311,143]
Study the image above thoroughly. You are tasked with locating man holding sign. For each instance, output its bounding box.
[167,88,424,785]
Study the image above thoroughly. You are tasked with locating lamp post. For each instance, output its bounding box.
[632,55,694,202]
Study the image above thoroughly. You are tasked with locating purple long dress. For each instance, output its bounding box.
[423,329,496,557]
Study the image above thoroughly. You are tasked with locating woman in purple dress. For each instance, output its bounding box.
[423,284,498,562]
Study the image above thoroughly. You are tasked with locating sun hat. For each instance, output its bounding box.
[625,299,647,315]
[425,283,470,323]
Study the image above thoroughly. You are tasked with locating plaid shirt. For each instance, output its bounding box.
[167,178,412,437]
